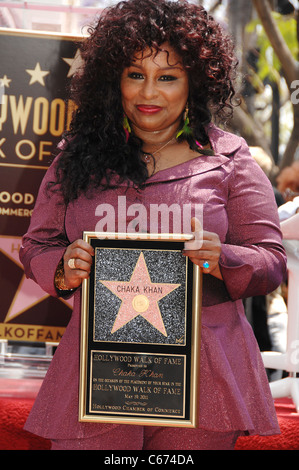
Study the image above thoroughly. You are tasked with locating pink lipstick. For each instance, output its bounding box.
[136,105,162,114]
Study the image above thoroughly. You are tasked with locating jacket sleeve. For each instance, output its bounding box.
[219,139,287,301]
[19,155,69,297]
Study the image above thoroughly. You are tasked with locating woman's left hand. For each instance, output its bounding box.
[183,218,223,280]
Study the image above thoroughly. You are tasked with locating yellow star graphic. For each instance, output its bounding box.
[26,62,50,86]
[0,75,12,87]
[62,49,84,77]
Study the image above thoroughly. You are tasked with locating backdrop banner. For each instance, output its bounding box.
[0,28,83,343]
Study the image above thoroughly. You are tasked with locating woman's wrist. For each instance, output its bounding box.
[54,258,75,292]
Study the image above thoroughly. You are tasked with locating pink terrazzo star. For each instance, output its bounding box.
[100,252,181,337]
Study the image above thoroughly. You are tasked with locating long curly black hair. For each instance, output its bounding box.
[53,0,238,203]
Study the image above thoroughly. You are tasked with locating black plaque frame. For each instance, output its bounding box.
[79,232,202,428]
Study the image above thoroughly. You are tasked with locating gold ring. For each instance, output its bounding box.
[68,258,76,269]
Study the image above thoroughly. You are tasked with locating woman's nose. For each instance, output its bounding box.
[140,78,159,100]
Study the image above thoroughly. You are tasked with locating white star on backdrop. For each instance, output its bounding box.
[0,75,12,88]
[26,62,50,86]
[62,49,83,77]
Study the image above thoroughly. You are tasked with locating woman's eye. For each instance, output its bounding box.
[128,72,144,80]
[159,75,177,81]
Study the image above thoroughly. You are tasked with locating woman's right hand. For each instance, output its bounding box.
[62,239,95,289]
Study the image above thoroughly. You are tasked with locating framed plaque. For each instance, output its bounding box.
[79,232,202,428]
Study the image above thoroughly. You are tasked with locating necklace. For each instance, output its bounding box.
[141,136,176,163]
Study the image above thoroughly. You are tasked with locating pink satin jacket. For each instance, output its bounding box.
[20,125,287,439]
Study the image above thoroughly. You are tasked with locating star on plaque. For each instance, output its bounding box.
[100,252,181,337]
[26,62,50,86]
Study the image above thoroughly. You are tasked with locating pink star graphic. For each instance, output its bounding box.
[0,237,73,323]
[100,252,181,337]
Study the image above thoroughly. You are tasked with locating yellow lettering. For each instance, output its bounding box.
[0,323,66,342]
[66,99,77,130]
[11,243,20,253]
[0,191,10,203]
[39,141,52,161]
[50,99,65,136]
[2,94,76,137]
[10,95,33,135]
[0,95,8,131]
[0,190,34,206]
[15,139,35,160]
[0,137,6,158]
[24,193,34,204]
[33,97,49,135]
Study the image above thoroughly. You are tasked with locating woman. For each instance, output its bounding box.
[20,0,287,450]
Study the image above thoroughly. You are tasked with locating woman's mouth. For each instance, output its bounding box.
[136,105,162,114]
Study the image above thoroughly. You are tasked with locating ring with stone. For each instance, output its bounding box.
[68,258,76,270]
[203,261,210,269]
